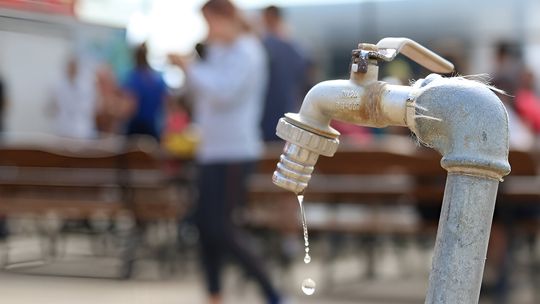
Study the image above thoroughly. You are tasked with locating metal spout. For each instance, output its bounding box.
[272,142,319,194]
[272,116,339,194]
[272,79,413,193]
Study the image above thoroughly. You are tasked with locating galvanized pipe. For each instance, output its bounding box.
[425,174,499,303]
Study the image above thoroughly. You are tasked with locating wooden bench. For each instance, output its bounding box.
[0,140,187,220]
[248,140,540,236]
[0,137,189,278]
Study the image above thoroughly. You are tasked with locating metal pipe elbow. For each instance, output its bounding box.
[411,75,511,180]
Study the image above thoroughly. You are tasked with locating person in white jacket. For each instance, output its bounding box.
[51,58,97,139]
[169,1,282,304]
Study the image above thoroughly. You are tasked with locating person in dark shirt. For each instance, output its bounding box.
[0,75,6,238]
[123,43,168,140]
[261,5,308,141]
[492,41,523,106]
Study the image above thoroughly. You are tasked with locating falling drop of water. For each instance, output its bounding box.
[301,278,316,295]
[297,194,311,264]
[304,253,311,264]
[298,194,316,293]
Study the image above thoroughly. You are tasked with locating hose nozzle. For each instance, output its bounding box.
[272,117,339,194]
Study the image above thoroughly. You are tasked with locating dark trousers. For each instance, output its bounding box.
[126,120,159,141]
[195,161,280,304]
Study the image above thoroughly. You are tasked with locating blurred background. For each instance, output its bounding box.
[0,0,540,303]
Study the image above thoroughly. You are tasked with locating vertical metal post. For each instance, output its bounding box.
[425,174,500,303]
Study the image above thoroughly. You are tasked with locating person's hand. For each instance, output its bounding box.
[168,54,191,70]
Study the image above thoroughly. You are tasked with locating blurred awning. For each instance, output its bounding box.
[0,0,76,16]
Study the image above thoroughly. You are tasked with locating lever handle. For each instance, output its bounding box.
[376,37,454,74]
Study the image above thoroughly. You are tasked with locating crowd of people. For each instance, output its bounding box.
[47,1,305,304]
[2,1,312,303]
[48,47,165,141]
[42,6,309,148]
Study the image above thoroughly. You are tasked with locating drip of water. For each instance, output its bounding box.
[298,194,316,295]
[297,194,310,264]
[301,278,316,295]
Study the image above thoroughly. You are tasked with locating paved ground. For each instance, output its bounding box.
[0,235,536,304]
[0,266,535,304]
[0,269,422,304]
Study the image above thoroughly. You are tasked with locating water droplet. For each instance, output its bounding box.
[301,278,316,295]
[298,195,311,261]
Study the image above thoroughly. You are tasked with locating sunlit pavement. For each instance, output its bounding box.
[0,270,387,304]
[0,267,535,304]
[0,236,536,304]
[0,267,534,304]
[0,254,421,304]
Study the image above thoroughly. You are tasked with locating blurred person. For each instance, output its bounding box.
[50,58,97,139]
[0,74,5,134]
[484,43,535,304]
[169,1,282,303]
[492,41,523,105]
[260,5,309,141]
[515,69,540,134]
[490,41,533,146]
[123,43,168,140]
[95,64,134,134]
[0,74,6,239]
[506,103,535,150]
[162,97,197,157]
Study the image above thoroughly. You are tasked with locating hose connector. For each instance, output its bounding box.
[272,117,339,194]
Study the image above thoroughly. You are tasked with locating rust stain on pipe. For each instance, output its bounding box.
[358,81,388,127]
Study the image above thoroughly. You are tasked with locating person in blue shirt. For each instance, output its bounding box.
[123,43,168,140]
[261,5,309,142]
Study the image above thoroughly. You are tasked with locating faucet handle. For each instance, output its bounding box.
[375,37,454,74]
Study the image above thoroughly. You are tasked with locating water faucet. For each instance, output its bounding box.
[272,38,455,193]
[272,38,511,303]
